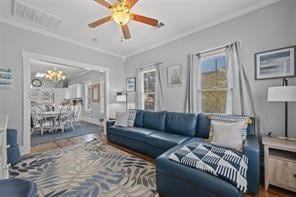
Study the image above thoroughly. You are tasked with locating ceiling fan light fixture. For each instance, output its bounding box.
[112,3,130,25]
[89,0,159,39]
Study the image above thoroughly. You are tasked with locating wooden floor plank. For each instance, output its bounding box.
[29,133,295,197]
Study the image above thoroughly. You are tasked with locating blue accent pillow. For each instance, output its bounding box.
[143,111,166,131]
[166,112,197,137]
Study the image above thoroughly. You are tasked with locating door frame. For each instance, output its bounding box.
[22,51,110,155]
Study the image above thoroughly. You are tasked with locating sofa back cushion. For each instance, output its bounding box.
[134,110,144,127]
[165,112,197,137]
[143,111,166,131]
[196,113,211,138]
[196,113,256,138]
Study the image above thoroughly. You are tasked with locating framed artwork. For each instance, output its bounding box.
[126,77,136,92]
[0,66,13,88]
[167,64,182,86]
[255,46,296,80]
[92,84,100,102]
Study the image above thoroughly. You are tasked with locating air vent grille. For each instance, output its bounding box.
[13,0,63,31]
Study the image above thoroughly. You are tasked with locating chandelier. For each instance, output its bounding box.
[45,68,66,83]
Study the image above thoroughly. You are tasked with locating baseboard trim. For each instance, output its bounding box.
[19,145,29,156]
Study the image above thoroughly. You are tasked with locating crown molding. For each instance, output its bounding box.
[0,16,124,59]
[126,0,281,59]
[0,0,280,60]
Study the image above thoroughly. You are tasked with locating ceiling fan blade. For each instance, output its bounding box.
[95,0,112,9]
[88,16,111,28]
[121,24,131,39]
[126,0,140,8]
[131,14,158,26]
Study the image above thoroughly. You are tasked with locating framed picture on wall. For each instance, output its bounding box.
[92,84,100,102]
[167,64,182,86]
[126,77,136,92]
[255,46,296,80]
[0,66,13,88]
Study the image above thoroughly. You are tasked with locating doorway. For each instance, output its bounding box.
[22,52,110,154]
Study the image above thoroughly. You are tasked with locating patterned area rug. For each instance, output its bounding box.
[31,122,101,146]
[10,140,157,197]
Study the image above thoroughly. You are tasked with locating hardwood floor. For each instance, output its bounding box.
[29,133,295,197]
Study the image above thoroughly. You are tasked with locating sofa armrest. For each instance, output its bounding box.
[106,120,116,128]
[244,136,260,194]
[106,120,116,141]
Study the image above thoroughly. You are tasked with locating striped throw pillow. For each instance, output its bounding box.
[127,110,137,127]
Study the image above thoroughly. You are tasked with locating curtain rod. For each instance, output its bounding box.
[139,61,163,70]
[195,41,241,56]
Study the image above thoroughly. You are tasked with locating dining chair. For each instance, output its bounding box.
[55,104,75,133]
[31,105,51,135]
[73,104,82,126]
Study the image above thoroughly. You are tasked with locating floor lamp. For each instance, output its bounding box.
[267,78,296,139]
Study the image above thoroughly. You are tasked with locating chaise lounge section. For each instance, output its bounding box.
[106,110,260,196]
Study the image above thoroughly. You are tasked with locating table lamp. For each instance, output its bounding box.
[267,79,296,138]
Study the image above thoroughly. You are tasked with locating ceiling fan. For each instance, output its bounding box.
[88,0,159,40]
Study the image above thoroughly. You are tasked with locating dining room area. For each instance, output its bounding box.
[30,59,106,146]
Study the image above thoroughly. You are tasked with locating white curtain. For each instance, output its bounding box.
[155,63,165,111]
[225,42,256,116]
[136,68,143,109]
[184,54,200,113]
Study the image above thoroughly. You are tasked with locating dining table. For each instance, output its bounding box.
[40,111,67,132]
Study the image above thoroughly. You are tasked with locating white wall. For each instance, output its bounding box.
[68,71,105,120]
[0,22,125,145]
[124,0,296,138]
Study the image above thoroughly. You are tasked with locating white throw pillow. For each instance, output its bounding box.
[211,121,245,151]
[114,111,129,127]
[127,110,136,127]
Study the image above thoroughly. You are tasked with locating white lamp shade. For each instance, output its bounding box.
[116,94,126,102]
[267,86,296,102]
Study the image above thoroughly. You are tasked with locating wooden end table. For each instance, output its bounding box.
[262,136,296,192]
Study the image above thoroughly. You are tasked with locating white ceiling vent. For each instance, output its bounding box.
[13,0,63,31]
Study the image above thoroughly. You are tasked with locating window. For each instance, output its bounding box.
[141,69,156,110]
[200,53,227,113]
[84,81,92,112]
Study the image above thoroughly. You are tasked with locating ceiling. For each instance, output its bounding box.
[0,0,279,58]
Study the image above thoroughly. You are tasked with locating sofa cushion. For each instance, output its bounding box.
[124,127,156,142]
[108,126,156,143]
[134,110,144,127]
[143,111,166,131]
[166,112,197,137]
[196,113,211,138]
[147,132,189,150]
[108,126,129,137]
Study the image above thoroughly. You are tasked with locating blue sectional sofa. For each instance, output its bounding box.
[106,110,260,197]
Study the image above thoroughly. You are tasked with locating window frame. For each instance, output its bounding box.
[140,68,157,110]
[199,51,228,113]
[84,81,93,112]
